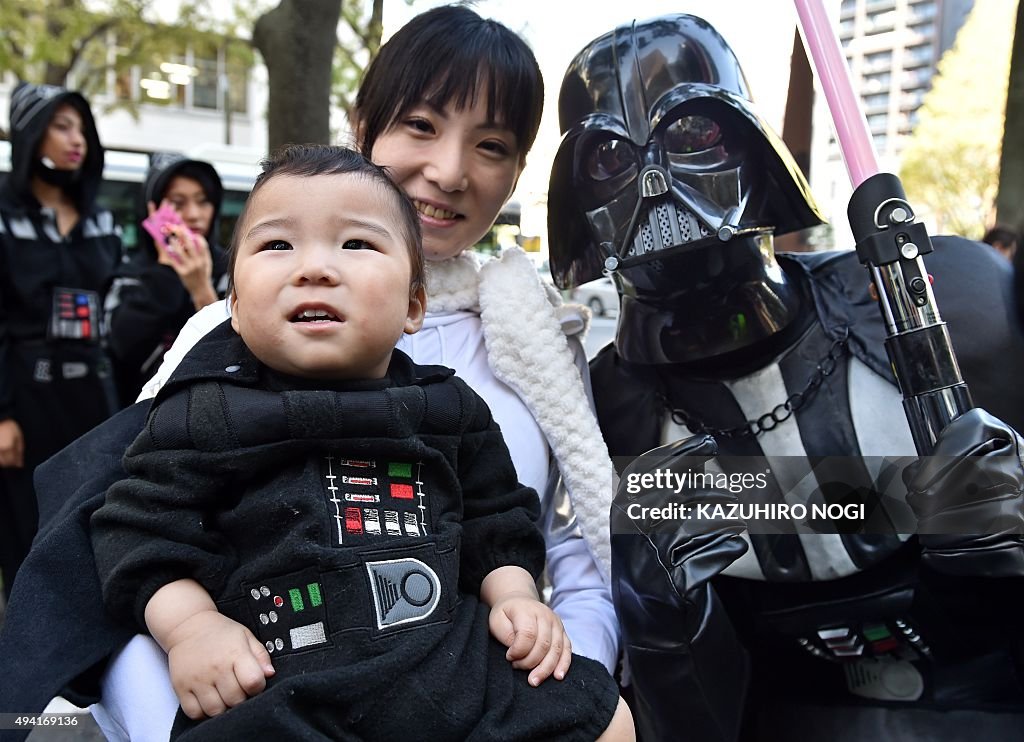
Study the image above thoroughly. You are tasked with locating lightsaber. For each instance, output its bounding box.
[793,0,972,454]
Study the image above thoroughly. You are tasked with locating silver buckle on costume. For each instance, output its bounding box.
[366,557,441,630]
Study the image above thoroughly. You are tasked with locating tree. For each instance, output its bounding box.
[3,0,401,152]
[253,0,343,152]
[996,1,1024,231]
[900,0,1017,238]
[0,0,251,116]
[335,0,385,119]
[253,0,397,151]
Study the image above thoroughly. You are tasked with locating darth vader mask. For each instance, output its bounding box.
[548,15,825,364]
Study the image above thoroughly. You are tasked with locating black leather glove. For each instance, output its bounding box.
[904,407,1024,577]
[611,435,750,742]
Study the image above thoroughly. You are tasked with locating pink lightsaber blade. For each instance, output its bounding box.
[793,0,879,187]
[793,0,973,454]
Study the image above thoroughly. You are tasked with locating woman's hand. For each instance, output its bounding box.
[0,418,25,468]
[148,200,218,311]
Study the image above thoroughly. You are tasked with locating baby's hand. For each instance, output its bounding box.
[489,595,572,686]
[163,610,275,719]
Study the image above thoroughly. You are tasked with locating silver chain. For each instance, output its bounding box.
[659,329,850,440]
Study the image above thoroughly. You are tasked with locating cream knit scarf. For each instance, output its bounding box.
[424,248,614,580]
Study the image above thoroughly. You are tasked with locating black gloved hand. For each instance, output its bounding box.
[612,434,749,593]
[611,435,750,742]
[904,407,1024,577]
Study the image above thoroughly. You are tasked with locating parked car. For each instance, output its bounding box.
[571,277,619,317]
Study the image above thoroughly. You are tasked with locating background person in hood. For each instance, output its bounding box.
[0,82,121,599]
[106,153,228,405]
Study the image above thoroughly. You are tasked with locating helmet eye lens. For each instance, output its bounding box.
[663,115,722,155]
[584,138,637,182]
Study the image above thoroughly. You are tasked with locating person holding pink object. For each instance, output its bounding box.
[106,152,228,406]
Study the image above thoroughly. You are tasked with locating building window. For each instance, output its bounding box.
[908,21,935,39]
[904,43,934,67]
[193,57,219,110]
[867,113,889,132]
[863,71,892,91]
[900,89,927,109]
[865,10,896,34]
[908,3,936,23]
[191,52,248,114]
[138,58,193,106]
[864,50,893,71]
[121,44,248,114]
[902,67,932,89]
[863,92,890,110]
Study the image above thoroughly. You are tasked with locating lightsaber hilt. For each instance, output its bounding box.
[848,173,973,454]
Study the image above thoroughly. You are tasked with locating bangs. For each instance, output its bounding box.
[418,50,541,154]
[356,6,543,159]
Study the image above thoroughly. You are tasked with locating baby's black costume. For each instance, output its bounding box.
[91,321,618,741]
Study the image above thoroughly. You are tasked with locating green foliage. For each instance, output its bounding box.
[899,0,1018,238]
[0,0,254,117]
[333,0,384,121]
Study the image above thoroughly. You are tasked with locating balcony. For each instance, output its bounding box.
[903,45,934,68]
[862,93,890,112]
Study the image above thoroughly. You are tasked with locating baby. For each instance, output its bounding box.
[91,144,628,740]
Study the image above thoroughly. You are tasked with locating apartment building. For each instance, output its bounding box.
[809,0,974,248]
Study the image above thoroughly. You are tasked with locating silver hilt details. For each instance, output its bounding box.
[847,173,973,454]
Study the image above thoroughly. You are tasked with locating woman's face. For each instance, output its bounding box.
[368,93,523,261]
[38,103,86,171]
[164,175,214,236]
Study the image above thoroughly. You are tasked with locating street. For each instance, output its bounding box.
[584,315,617,360]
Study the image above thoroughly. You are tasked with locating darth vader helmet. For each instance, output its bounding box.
[548,15,825,364]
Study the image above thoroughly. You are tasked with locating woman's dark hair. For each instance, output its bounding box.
[355,5,544,161]
[227,144,424,296]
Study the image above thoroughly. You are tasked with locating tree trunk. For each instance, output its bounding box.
[996,1,1024,231]
[44,0,74,85]
[253,0,342,152]
[781,28,814,181]
[776,28,816,252]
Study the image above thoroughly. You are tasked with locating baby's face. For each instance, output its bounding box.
[230,173,424,380]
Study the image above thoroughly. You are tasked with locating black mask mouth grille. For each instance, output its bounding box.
[629,200,710,258]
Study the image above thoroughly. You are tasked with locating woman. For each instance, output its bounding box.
[106,152,227,405]
[1,7,622,737]
[0,82,121,599]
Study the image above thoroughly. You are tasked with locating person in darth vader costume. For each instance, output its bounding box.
[549,14,1024,742]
